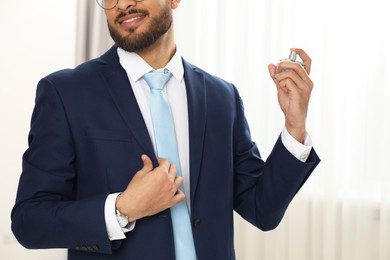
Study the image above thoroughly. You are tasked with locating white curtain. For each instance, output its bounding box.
[76,1,114,63]
[78,0,390,259]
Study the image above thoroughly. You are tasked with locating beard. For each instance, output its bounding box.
[108,5,173,53]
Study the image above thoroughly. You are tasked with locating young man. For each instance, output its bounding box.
[11,0,320,259]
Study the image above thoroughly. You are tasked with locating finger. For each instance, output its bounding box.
[269,64,287,94]
[140,154,153,173]
[277,78,298,93]
[167,163,177,182]
[268,63,278,80]
[173,176,184,190]
[274,70,312,92]
[157,157,170,172]
[290,48,312,75]
[171,189,185,205]
[275,61,310,84]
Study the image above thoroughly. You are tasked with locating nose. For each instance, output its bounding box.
[116,0,144,10]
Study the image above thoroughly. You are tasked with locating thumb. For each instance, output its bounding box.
[140,154,153,173]
[268,63,277,80]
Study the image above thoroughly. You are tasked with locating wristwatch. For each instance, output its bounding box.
[115,210,129,228]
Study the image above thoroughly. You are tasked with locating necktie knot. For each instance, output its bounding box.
[143,69,172,91]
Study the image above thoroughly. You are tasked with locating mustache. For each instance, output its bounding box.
[115,9,149,23]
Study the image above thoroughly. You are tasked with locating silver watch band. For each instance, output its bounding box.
[115,209,129,228]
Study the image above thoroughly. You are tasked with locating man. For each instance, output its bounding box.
[11,0,320,259]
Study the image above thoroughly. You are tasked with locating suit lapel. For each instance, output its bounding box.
[95,49,207,203]
[183,60,207,208]
[96,46,156,161]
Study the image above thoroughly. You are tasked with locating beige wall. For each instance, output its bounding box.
[0,1,77,259]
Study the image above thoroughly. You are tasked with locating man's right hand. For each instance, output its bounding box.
[115,155,185,222]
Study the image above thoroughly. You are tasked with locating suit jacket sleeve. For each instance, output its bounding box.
[11,77,114,254]
[232,86,320,231]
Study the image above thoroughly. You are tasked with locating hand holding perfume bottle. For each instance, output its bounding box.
[268,48,313,143]
[274,50,305,76]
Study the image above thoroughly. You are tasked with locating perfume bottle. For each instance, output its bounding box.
[274,50,304,75]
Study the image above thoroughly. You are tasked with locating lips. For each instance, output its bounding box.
[117,12,147,29]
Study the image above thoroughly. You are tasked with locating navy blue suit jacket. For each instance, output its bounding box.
[11,45,320,260]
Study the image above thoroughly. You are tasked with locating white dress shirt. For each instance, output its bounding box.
[104,47,313,240]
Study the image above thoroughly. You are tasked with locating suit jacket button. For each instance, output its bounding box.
[193,218,201,228]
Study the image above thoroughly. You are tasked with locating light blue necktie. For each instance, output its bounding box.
[143,70,197,260]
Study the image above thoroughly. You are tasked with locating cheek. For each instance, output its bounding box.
[105,11,117,26]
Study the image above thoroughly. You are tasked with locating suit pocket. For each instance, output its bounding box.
[85,128,133,142]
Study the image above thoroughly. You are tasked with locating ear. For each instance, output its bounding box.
[171,0,181,9]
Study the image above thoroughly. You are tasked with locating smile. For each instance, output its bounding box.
[118,13,146,29]
[123,16,143,24]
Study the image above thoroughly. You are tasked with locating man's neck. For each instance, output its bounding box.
[136,29,176,69]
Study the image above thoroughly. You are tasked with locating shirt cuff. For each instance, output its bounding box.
[105,193,136,241]
[281,126,312,162]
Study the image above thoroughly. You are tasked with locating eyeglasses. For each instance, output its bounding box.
[96,0,144,10]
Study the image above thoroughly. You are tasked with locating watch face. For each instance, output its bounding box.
[116,210,129,228]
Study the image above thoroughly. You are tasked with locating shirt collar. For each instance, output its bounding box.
[117,47,184,83]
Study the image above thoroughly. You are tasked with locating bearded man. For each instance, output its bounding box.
[11,0,320,259]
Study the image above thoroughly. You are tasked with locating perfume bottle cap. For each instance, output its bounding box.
[288,51,297,62]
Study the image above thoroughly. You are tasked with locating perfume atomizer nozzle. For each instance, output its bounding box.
[288,51,297,62]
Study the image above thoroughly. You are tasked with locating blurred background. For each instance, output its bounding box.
[1,0,389,259]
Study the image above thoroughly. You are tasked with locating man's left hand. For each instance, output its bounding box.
[268,48,313,143]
